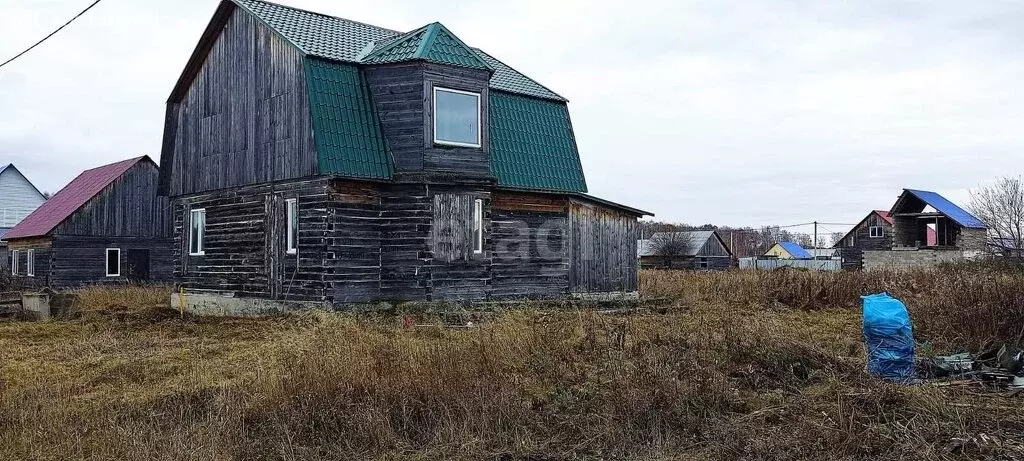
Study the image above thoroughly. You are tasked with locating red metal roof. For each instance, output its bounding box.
[874,210,894,225]
[5,156,148,240]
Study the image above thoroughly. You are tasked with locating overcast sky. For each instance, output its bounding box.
[2,0,1022,234]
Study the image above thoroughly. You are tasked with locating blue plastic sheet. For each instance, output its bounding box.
[862,293,915,382]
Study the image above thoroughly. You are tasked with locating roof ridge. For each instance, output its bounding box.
[361,23,430,62]
[234,0,402,34]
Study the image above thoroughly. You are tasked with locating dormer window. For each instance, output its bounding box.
[433,87,481,147]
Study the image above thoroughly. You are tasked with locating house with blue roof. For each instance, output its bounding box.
[159,0,651,307]
[765,242,814,260]
[889,189,987,251]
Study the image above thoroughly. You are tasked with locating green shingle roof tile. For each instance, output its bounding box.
[489,91,587,193]
[305,57,394,180]
[233,0,564,101]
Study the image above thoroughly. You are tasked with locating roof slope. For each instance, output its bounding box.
[5,157,148,240]
[490,91,587,192]
[232,0,565,101]
[305,58,394,179]
[363,23,491,70]
[777,242,813,259]
[894,189,986,229]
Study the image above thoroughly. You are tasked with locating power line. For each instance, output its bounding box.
[0,0,103,70]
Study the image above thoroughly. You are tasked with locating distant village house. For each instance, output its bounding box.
[637,230,733,270]
[0,164,47,268]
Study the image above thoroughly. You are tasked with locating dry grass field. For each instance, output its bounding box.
[2,267,1024,460]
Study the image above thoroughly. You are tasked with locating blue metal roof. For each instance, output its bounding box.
[779,242,813,259]
[903,189,987,229]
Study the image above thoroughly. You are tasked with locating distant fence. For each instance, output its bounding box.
[738,258,841,272]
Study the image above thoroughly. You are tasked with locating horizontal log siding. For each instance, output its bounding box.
[165,6,317,197]
[175,178,332,301]
[327,181,383,304]
[490,207,569,299]
[568,200,639,293]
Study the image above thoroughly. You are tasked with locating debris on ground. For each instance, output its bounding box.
[918,345,1024,393]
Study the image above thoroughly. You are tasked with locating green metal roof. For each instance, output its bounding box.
[233,0,564,101]
[490,91,587,193]
[363,23,492,70]
[304,58,393,180]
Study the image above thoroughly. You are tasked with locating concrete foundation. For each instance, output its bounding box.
[171,292,328,317]
[22,293,50,320]
[863,249,975,271]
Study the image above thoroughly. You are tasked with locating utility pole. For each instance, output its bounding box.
[813,221,818,250]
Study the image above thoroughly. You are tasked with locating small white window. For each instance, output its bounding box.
[11,249,19,275]
[473,199,483,254]
[26,249,34,277]
[106,248,120,277]
[286,198,298,254]
[189,208,206,255]
[699,257,709,269]
[869,226,883,238]
[433,87,481,147]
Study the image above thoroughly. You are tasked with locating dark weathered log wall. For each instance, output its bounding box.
[9,237,172,288]
[172,179,640,304]
[54,161,171,238]
[840,218,893,270]
[568,199,639,293]
[175,178,332,301]
[164,6,317,197]
[491,192,569,298]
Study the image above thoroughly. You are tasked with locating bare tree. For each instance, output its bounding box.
[970,177,1024,258]
[829,232,845,247]
[648,232,690,269]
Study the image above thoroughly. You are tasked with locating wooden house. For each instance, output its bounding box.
[159,0,651,307]
[835,210,894,269]
[5,156,173,288]
[888,189,986,250]
[637,231,732,270]
[0,164,47,268]
[764,242,813,260]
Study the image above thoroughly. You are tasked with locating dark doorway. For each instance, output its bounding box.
[126,249,151,282]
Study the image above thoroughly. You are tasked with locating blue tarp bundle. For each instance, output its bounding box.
[862,293,916,382]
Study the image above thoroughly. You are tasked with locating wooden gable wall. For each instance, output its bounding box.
[164,5,317,197]
[53,162,171,238]
[697,233,731,257]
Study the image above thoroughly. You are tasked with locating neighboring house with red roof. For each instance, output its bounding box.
[5,156,172,287]
[159,0,650,308]
[835,210,895,269]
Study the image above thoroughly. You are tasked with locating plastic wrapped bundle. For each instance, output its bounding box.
[861,293,915,382]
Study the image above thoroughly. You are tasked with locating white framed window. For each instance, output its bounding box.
[472,198,483,254]
[26,249,34,277]
[846,235,855,247]
[286,198,298,254]
[699,257,709,269]
[869,226,883,238]
[433,87,481,147]
[11,249,19,275]
[189,208,206,255]
[105,248,121,277]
